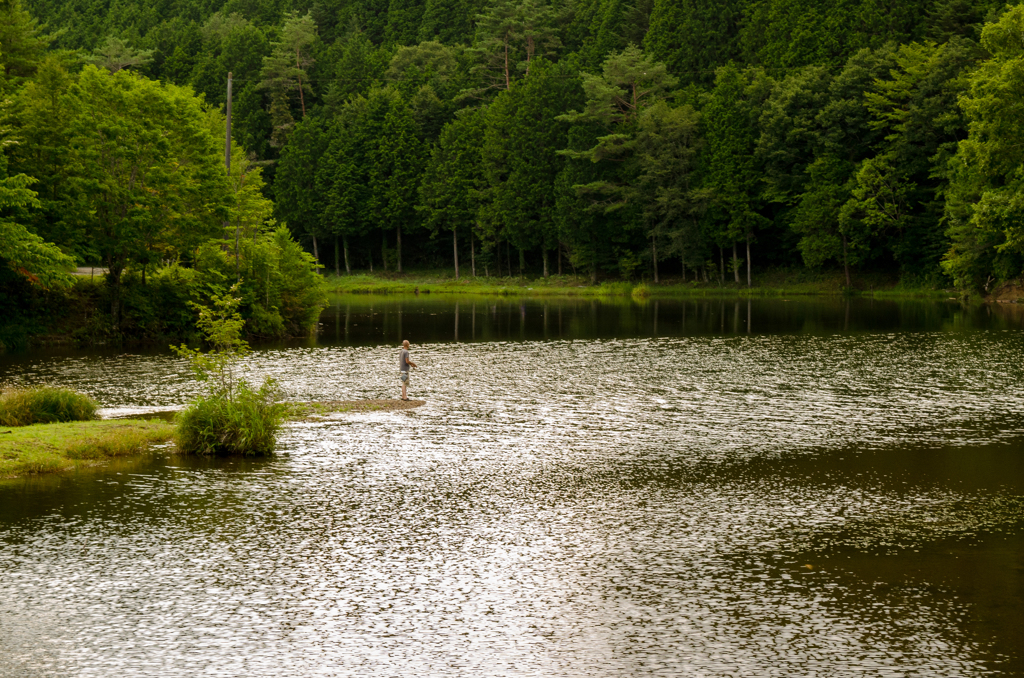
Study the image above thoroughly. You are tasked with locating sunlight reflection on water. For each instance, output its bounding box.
[1,323,1023,676]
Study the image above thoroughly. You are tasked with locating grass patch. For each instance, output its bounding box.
[631,282,651,300]
[174,382,284,456]
[324,272,638,297]
[0,419,175,478]
[322,270,956,300]
[0,386,99,426]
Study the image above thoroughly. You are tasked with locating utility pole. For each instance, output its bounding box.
[225,72,233,176]
[226,72,239,278]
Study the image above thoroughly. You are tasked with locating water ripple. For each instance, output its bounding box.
[1,328,1023,676]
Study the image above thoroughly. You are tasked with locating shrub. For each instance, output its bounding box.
[0,386,99,426]
[192,225,327,338]
[174,380,284,456]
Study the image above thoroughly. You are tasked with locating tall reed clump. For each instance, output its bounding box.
[0,386,99,426]
[172,283,283,456]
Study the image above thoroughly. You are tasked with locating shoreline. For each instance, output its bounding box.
[321,271,961,300]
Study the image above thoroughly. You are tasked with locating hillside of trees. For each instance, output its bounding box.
[4,0,1024,298]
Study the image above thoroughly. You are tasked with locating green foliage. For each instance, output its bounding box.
[481,58,580,272]
[0,153,74,287]
[8,0,1024,301]
[419,106,486,259]
[645,0,744,81]
[0,419,174,478]
[0,0,52,82]
[943,6,1024,289]
[173,380,283,456]
[172,282,285,456]
[62,66,228,324]
[87,36,154,73]
[260,11,317,145]
[171,282,251,398]
[0,386,99,426]
[700,64,770,260]
[468,0,564,95]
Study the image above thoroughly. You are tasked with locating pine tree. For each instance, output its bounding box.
[260,11,317,146]
[419,107,487,277]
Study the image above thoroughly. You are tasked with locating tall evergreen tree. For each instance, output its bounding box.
[260,11,317,146]
[700,63,771,286]
[419,107,487,277]
[481,58,580,277]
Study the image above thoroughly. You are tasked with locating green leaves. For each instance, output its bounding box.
[86,37,154,73]
[561,45,677,128]
[260,11,317,143]
[942,6,1024,288]
[0,161,74,287]
[468,0,564,95]
[67,67,227,278]
[419,106,487,238]
[171,281,250,399]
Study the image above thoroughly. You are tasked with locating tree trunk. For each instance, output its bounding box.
[719,246,725,285]
[682,261,686,282]
[652,233,659,284]
[471,235,476,277]
[343,235,350,274]
[733,243,740,283]
[557,242,563,276]
[334,236,340,276]
[542,249,549,278]
[746,235,752,288]
[296,51,307,117]
[369,248,374,273]
[506,242,511,278]
[519,248,525,279]
[381,233,387,272]
[453,227,459,280]
[396,225,402,273]
[108,263,123,331]
[503,33,511,90]
[842,233,851,288]
[312,234,319,267]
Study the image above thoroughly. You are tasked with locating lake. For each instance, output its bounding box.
[1,294,1023,676]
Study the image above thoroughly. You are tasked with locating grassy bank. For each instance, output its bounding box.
[323,270,955,299]
[0,419,175,478]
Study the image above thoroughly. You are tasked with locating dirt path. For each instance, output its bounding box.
[72,267,108,277]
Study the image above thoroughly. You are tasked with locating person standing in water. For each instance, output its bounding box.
[398,339,417,400]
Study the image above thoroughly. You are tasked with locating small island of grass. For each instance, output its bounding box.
[0,419,176,478]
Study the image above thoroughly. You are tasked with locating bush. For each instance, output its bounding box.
[0,386,99,426]
[192,225,327,338]
[631,282,651,299]
[174,380,284,456]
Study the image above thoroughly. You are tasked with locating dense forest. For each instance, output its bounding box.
[4,0,1024,319]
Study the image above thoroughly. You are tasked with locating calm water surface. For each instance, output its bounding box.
[1,296,1023,677]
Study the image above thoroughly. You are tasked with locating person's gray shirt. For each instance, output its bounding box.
[399,348,410,372]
